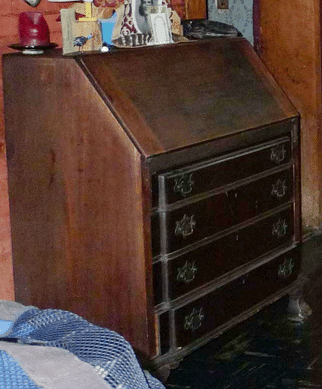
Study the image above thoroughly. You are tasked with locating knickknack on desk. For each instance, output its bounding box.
[3,38,309,375]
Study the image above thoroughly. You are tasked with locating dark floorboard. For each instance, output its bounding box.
[165,236,322,389]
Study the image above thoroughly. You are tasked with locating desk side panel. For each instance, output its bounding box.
[3,54,155,358]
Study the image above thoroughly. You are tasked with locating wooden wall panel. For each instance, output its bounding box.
[258,0,322,230]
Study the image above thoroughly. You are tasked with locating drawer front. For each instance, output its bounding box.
[231,169,293,224]
[158,138,291,205]
[166,207,294,300]
[163,192,232,253]
[161,169,292,254]
[174,247,300,348]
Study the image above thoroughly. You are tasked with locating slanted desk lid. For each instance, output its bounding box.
[79,38,298,157]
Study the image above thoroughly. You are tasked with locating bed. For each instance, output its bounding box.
[0,301,165,389]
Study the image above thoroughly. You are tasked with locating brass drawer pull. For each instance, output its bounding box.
[271,179,287,198]
[174,173,194,197]
[272,219,288,238]
[278,258,295,278]
[184,308,205,331]
[270,144,286,164]
[175,214,196,238]
[177,261,198,284]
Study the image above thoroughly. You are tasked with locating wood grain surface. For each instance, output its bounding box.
[257,0,322,228]
[3,54,155,357]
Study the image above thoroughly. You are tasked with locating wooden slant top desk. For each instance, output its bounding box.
[3,38,303,372]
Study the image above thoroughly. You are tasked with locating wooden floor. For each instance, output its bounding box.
[165,236,322,388]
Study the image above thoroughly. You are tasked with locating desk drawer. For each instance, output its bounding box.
[165,207,294,301]
[158,138,291,205]
[173,247,300,348]
[231,169,293,223]
[161,169,292,253]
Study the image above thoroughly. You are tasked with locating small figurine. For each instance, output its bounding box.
[73,34,93,50]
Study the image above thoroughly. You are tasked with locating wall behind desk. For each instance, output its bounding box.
[208,0,254,44]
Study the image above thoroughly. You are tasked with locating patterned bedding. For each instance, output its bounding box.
[0,301,164,389]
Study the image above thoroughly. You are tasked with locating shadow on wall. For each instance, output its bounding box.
[208,0,254,44]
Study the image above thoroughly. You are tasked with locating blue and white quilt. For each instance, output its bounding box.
[0,301,165,389]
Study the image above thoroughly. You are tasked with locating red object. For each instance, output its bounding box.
[18,12,50,47]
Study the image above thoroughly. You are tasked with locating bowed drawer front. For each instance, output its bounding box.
[155,168,293,254]
[152,127,300,361]
[155,137,292,206]
[154,207,294,302]
[173,248,300,349]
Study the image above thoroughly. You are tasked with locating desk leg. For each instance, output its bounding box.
[287,276,312,322]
